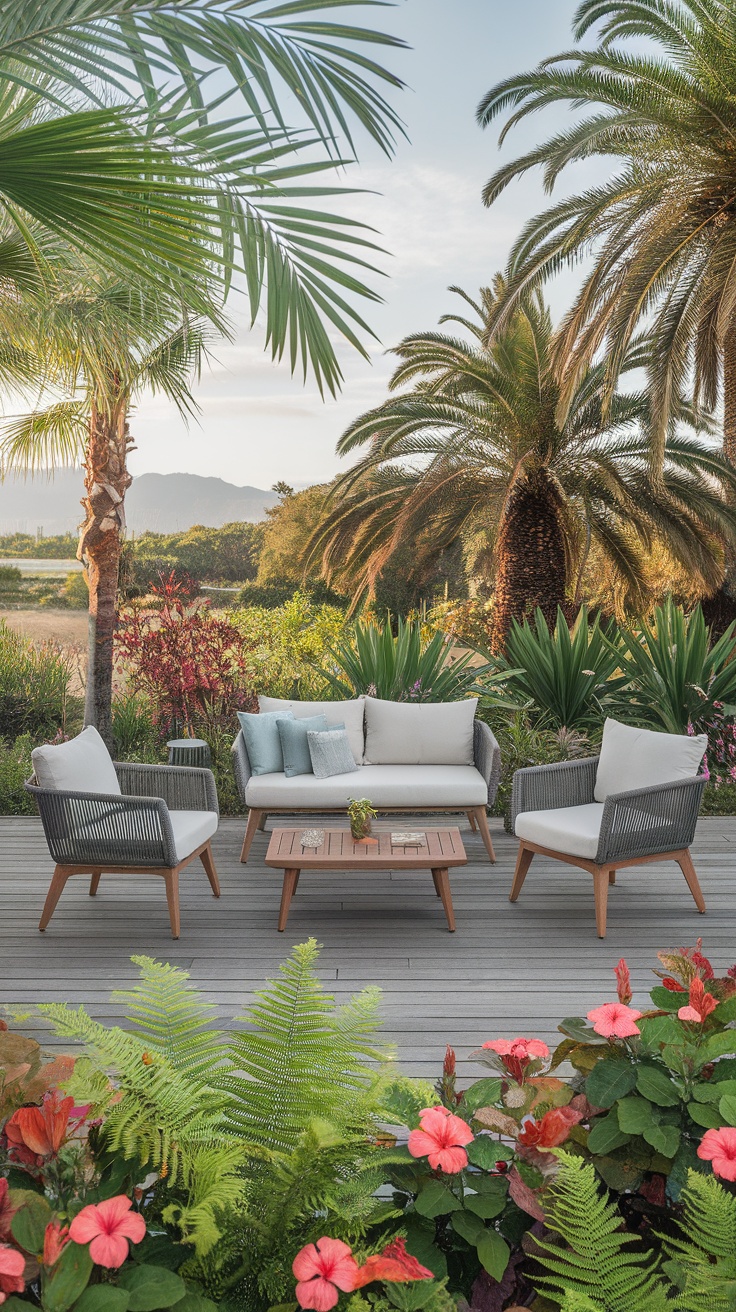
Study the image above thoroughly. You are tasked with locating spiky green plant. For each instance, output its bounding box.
[320,615,502,702]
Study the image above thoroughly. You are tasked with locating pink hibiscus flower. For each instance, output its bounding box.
[482,1037,549,1082]
[0,1244,25,1303]
[697,1128,736,1182]
[407,1105,474,1173]
[292,1237,360,1311]
[68,1195,146,1268]
[678,977,718,1024]
[587,1002,642,1039]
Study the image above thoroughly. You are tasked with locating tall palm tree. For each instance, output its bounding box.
[477,0,736,466]
[310,282,736,648]
[0,271,216,741]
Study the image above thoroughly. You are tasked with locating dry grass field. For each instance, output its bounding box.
[1,609,88,694]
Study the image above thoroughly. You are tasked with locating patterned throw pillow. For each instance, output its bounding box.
[307,728,359,779]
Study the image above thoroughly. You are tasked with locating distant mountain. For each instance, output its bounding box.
[0,469,279,536]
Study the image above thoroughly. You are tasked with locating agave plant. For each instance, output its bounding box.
[610,600,736,735]
[320,616,508,703]
[488,607,624,731]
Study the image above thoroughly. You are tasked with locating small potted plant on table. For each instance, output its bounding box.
[347,797,378,843]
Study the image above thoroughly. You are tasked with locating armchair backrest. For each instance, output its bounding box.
[31,725,121,796]
[593,718,707,802]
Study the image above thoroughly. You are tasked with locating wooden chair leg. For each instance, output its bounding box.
[240,809,263,863]
[431,869,442,898]
[257,812,268,831]
[164,871,181,939]
[509,844,534,902]
[676,849,706,913]
[278,869,300,931]
[433,868,456,932]
[200,843,221,898]
[89,871,102,896]
[39,866,70,931]
[608,870,616,885]
[467,810,478,832]
[473,807,496,863]
[593,867,609,938]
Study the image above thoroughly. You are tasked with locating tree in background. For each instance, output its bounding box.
[129,523,263,591]
[311,281,736,648]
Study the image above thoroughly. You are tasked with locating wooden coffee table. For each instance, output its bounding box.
[265,827,467,932]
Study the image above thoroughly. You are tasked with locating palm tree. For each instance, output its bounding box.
[310,282,736,648]
[477,0,736,467]
[0,271,216,741]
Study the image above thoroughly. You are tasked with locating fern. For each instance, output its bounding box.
[560,1296,605,1312]
[114,955,228,1081]
[533,1152,670,1312]
[667,1172,736,1312]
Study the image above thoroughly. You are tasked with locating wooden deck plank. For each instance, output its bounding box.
[1,814,735,1077]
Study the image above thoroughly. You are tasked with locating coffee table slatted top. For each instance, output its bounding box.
[265,827,467,870]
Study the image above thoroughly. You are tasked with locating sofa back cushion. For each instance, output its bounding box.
[237,709,294,775]
[364,696,477,766]
[594,717,707,802]
[259,695,365,764]
[32,725,121,796]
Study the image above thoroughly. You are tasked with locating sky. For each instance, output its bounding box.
[129,0,584,491]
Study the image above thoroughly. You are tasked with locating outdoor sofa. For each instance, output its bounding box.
[232,694,501,863]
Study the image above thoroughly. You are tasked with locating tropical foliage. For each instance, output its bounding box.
[320,616,498,703]
[309,281,736,647]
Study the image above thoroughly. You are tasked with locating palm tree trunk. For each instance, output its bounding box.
[491,467,568,652]
[724,318,736,467]
[78,394,132,747]
[703,322,736,631]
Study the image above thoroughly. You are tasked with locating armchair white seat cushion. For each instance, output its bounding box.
[245,763,489,810]
[168,810,219,862]
[594,718,707,801]
[515,803,605,859]
[31,726,121,796]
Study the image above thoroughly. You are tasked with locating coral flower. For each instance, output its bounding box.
[68,1196,146,1269]
[353,1238,433,1288]
[587,1003,642,1039]
[292,1237,360,1311]
[5,1091,75,1162]
[678,977,718,1024]
[0,1183,16,1243]
[662,977,685,992]
[0,1244,26,1303]
[614,958,632,1006]
[482,1038,549,1083]
[408,1105,474,1173]
[516,1105,583,1150]
[697,1128,736,1181]
[43,1222,69,1267]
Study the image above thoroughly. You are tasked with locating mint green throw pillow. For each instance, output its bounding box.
[278,715,344,777]
[237,710,294,775]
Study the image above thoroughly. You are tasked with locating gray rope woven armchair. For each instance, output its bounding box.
[26,727,220,939]
[509,720,709,938]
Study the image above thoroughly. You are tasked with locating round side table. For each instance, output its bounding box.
[167,738,211,769]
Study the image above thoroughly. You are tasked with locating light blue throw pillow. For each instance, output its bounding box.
[307,728,359,779]
[278,716,344,777]
[237,710,294,775]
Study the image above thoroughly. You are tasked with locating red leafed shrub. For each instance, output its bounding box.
[116,572,256,733]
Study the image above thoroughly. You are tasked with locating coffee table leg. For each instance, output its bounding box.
[432,868,455,932]
[278,869,300,931]
[431,869,442,898]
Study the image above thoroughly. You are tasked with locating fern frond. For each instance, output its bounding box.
[534,1151,670,1312]
[114,955,228,1081]
[560,1295,605,1312]
[161,1144,247,1258]
[667,1170,736,1312]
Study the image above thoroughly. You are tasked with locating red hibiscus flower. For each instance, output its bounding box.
[68,1196,146,1269]
[587,1003,642,1038]
[614,959,632,1006]
[408,1105,474,1173]
[353,1238,433,1288]
[516,1105,583,1150]
[0,1244,25,1302]
[292,1237,360,1311]
[482,1037,549,1083]
[697,1128,736,1181]
[678,977,718,1024]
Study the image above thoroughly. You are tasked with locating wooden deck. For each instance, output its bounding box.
[1,814,734,1078]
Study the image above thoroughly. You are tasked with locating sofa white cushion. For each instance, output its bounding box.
[168,810,219,863]
[364,697,477,766]
[515,803,605,859]
[245,763,488,809]
[259,696,365,764]
[594,718,707,803]
[32,725,121,796]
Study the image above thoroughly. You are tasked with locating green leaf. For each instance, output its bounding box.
[465,1192,506,1220]
[171,1296,219,1312]
[586,1059,637,1108]
[587,1112,633,1155]
[696,1032,736,1068]
[451,1210,486,1245]
[403,1218,447,1280]
[638,1015,684,1050]
[719,1093,736,1126]
[117,1265,187,1312]
[462,1079,503,1114]
[75,1288,130,1312]
[616,1096,654,1135]
[649,986,685,1011]
[476,1230,510,1281]
[714,994,736,1024]
[635,1064,681,1107]
[558,1017,604,1043]
[466,1135,507,1171]
[687,1101,725,1129]
[43,1241,94,1312]
[414,1180,460,1219]
[10,1190,52,1254]
[642,1123,680,1158]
